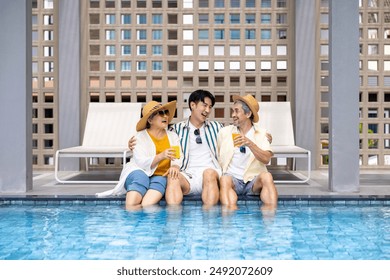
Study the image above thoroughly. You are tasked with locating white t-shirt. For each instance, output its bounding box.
[187,122,217,172]
[226,127,255,180]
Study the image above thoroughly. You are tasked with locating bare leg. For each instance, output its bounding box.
[219,175,238,206]
[165,173,189,205]
[252,172,278,208]
[125,191,142,210]
[202,168,220,206]
[141,189,163,207]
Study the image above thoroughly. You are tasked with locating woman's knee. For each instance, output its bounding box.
[141,189,163,206]
[125,170,149,188]
[149,176,167,196]
[126,191,143,206]
[125,170,150,196]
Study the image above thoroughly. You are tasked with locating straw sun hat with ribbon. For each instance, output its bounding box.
[232,94,259,123]
[136,100,177,131]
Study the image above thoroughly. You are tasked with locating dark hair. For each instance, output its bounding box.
[188,89,215,110]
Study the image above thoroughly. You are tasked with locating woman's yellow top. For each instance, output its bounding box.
[148,132,170,176]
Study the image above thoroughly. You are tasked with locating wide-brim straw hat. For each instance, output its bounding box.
[232,94,259,123]
[136,100,176,131]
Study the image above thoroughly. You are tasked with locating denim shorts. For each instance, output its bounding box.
[223,173,257,195]
[125,170,167,196]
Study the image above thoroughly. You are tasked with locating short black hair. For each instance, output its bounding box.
[188,89,215,109]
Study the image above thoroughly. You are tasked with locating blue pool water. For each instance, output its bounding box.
[0,201,389,260]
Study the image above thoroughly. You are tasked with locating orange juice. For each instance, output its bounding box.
[232,133,240,147]
[172,145,180,159]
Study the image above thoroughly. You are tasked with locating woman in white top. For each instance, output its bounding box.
[115,100,183,209]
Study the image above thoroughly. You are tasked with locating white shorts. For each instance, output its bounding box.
[181,167,222,196]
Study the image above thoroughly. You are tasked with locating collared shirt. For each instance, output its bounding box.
[170,118,223,171]
[226,127,254,180]
[217,123,272,183]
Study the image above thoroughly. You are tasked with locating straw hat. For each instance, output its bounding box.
[136,100,176,131]
[232,94,259,123]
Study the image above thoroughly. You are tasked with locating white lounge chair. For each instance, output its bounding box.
[54,102,142,184]
[258,102,311,183]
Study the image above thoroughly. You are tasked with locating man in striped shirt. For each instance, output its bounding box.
[165,90,223,206]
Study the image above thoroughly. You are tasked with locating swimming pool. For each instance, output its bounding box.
[0,200,389,260]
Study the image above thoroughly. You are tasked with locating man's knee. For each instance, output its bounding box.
[259,172,274,186]
[203,168,218,181]
[202,169,219,190]
[219,175,233,190]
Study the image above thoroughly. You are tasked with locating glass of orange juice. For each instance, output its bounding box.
[171,145,180,159]
[232,133,240,147]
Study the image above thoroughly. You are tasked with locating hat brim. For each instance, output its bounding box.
[232,95,259,123]
[136,100,177,131]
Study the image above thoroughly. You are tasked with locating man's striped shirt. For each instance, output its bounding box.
[170,119,223,171]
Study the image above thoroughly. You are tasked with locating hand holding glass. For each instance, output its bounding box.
[171,145,180,159]
[232,133,240,147]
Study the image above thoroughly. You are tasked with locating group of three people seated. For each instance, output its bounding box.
[99,89,278,211]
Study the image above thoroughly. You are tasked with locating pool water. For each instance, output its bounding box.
[0,201,389,260]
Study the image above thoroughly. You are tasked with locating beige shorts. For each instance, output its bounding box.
[181,167,222,196]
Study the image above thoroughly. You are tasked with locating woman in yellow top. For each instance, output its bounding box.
[124,100,182,209]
